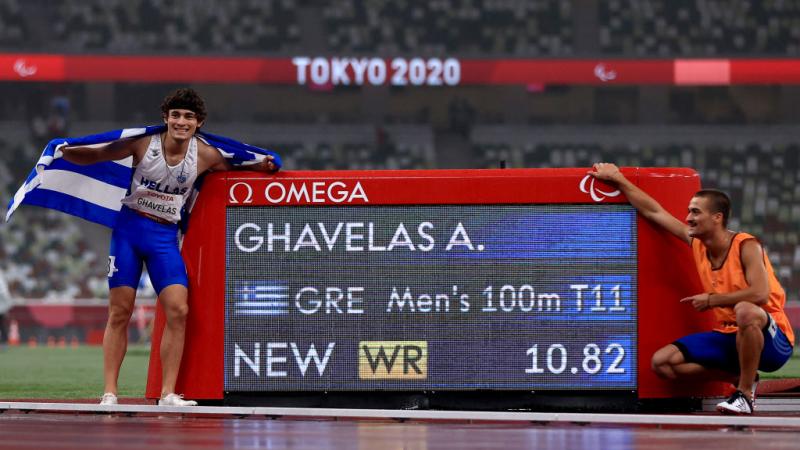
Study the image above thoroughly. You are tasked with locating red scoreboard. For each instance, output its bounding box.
[145,168,728,403]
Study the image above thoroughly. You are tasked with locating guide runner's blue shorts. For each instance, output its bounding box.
[673,314,793,373]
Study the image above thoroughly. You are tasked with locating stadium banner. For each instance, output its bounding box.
[144,168,729,401]
[3,53,800,85]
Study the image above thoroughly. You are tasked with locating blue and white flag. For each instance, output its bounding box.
[6,125,281,227]
[233,281,290,316]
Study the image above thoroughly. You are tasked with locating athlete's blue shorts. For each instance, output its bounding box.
[673,313,794,374]
[108,206,188,294]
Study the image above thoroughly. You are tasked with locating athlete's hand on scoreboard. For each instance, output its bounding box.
[259,155,279,173]
[680,293,712,312]
[588,163,623,184]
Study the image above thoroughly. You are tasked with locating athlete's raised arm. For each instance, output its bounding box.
[60,137,148,166]
[589,163,690,245]
[196,140,278,175]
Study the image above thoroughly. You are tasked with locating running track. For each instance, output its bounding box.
[2,403,800,450]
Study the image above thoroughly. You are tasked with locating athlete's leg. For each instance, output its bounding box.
[158,284,189,396]
[142,219,190,398]
[652,330,741,385]
[103,286,137,395]
[734,302,768,398]
[652,344,691,378]
[104,218,144,396]
[651,344,734,381]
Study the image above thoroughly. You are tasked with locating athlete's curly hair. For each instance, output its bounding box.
[161,88,207,123]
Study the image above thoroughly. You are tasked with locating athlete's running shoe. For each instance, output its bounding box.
[158,393,198,407]
[716,390,753,415]
[99,393,118,406]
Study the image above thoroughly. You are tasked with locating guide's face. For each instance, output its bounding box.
[164,109,203,142]
[685,197,721,237]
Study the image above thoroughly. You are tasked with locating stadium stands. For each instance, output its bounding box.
[0,0,26,50]
[4,0,572,56]
[6,0,800,56]
[599,0,800,56]
[19,0,302,54]
[321,0,573,56]
[0,0,574,55]
[0,207,107,300]
[253,124,435,170]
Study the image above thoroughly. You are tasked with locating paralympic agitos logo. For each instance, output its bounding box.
[579,174,621,202]
[229,180,369,205]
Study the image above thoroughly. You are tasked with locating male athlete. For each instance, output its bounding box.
[61,88,277,406]
[589,163,794,414]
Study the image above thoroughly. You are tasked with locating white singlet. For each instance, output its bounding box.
[121,134,198,223]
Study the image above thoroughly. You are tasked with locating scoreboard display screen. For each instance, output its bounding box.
[224,204,638,392]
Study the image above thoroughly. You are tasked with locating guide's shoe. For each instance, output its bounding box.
[158,393,198,407]
[99,393,118,406]
[751,375,759,409]
[715,390,753,415]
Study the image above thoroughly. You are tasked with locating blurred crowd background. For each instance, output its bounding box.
[0,0,798,306]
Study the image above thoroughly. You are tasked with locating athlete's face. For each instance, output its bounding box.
[163,109,203,142]
[685,196,723,237]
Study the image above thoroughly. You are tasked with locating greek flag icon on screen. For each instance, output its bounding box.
[234,282,289,316]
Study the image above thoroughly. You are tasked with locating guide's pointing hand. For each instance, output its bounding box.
[680,293,712,312]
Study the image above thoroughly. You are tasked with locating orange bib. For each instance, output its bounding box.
[692,232,794,346]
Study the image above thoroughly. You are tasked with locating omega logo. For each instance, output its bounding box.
[228,180,369,204]
[229,182,254,204]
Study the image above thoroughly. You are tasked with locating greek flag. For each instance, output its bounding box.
[234,281,290,316]
[5,125,281,227]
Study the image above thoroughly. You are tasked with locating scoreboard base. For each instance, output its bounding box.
[221,391,665,413]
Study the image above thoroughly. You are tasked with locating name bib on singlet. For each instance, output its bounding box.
[127,186,183,221]
[120,134,200,224]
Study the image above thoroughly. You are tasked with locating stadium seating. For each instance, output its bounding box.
[24,0,302,54]
[0,207,107,300]
[599,0,800,56]
[5,0,800,57]
[4,0,572,56]
[0,0,26,49]
[321,0,573,55]
[257,125,435,170]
